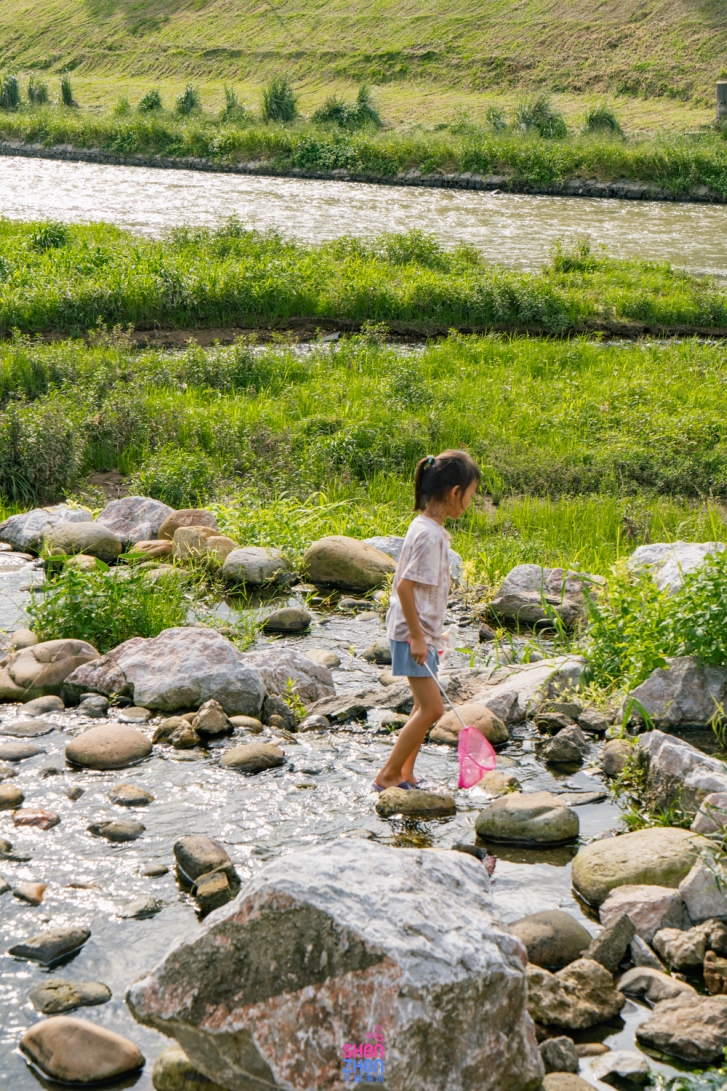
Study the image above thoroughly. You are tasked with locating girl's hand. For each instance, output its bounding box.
[410,637,428,665]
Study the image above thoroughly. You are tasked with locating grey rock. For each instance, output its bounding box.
[0,504,93,554]
[583,913,636,973]
[173,835,236,884]
[539,1036,578,1074]
[298,714,331,732]
[262,606,312,633]
[143,864,169,877]
[558,790,607,806]
[590,1050,650,1086]
[96,496,174,547]
[364,535,464,582]
[374,787,456,818]
[653,925,707,971]
[0,741,45,762]
[638,729,727,812]
[636,992,727,1063]
[220,742,285,773]
[630,659,727,729]
[220,546,292,586]
[66,725,152,769]
[302,535,397,591]
[578,707,610,734]
[21,695,64,715]
[88,819,145,842]
[261,694,296,731]
[628,541,725,594]
[9,926,90,964]
[537,727,588,765]
[44,520,123,563]
[510,910,591,970]
[475,791,579,845]
[601,738,632,777]
[192,699,231,738]
[361,639,392,664]
[571,827,708,907]
[65,628,266,716]
[304,648,341,669]
[535,711,578,733]
[243,648,334,704]
[488,564,600,628]
[29,978,111,1014]
[118,706,152,723]
[108,783,154,806]
[618,966,695,1004]
[600,884,689,943]
[692,791,727,835]
[127,840,544,1091]
[476,656,587,724]
[0,718,58,737]
[119,896,162,919]
[679,859,727,921]
[78,694,108,717]
[629,935,665,970]
[526,958,625,1030]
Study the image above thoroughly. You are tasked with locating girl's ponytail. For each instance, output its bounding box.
[414,454,437,511]
[413,450,481,511]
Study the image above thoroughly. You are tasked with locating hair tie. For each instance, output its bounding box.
[424,455,436,468]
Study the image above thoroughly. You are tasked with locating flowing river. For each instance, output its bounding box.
[1,155,727,277]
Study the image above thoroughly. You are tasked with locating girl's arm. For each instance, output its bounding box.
[396,578,428,664]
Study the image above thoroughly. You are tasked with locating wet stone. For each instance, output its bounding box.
[590,1050,651,1086]
[20,695,64,716]
[583,913,636,973]
[143,864,169,878]
[108,783,154,806]
[0,718,58,737]
[262,606,312,633]
[220,742,285,773]
[29,978,111,1015]
[540,1036,579,1074]
[39,765,63,777]
[118,706,152,723]
[118,895,162,919]
[152,1044,229,1091]
[193,869,232,911]
[0,783,23,808]
[192,699,231,738]
[298,714,330,732]
[304,648,341,669]
[13,808,60,829]
[0,763,18,780]
[228,714,263,732]
[374,787,456,818]
[510,910,591,970]
[174,836,235,883]
[88,819,145,842]
[66,724,152,769]
[78,694,109,717]
[9,926,90,964]
[13,882,47,905]
[66,785,84,800]
[20,1015,144,1084]
[170,724,200,749]
[0,877,9,896]
[152,717,187,742]
[0,741,45,762]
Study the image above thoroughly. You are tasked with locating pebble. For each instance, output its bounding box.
[66,725,152,769]
[0,741,45,762]
[20,1016,144,1083]
[9,926,91,964]
[20,695,65,716]
[228,714,264,732]
[220,743,286,773]
[0,718,58,738]
[118,895,162,918]
[170,724,201,749]
[29,978,111,1015]
[13,808,60,829]
[77,694,109,718]
[108,783,154,806]
[66,785,85,800]
[0,763,18,780]
[117,706,152,723]
[13,882,47,905]
[88,819,145,842]
[39,765,63,777]
[0,783,24,808]
[143,864,169,877]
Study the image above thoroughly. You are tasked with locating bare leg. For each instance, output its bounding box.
[374,676,444,789]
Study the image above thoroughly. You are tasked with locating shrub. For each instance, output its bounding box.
[114,95,131,117]
[313,85,381,130]
[515,95,567,138]
[583,103,623,136]
[60,75,76,108]
[27,75,48,106]
[138,88,163,113]
[176,83,200,116]
[0,399,83,505]
[29,221,70,251]
[262,77,297,122]
[221,85,247,122]
[28,563,189,653]
[1,75,21,110]
[130,445,220,507]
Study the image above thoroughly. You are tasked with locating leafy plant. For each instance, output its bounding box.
[60,75,76,108]
[138,88,163,113]
[28,562,190,653]
[221,85,247,122]
[130,446,220,507]
[515,94,567,138]
[0,75,21,110]
[27,75,48,106]
[313,85,381,130]
[583,102,623,136]
[29,221,70,251]
[262,77,297,122]
[176,83,200,116]
[548,237,598,273]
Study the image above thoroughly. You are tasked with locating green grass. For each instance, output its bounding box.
[4,106,727,195]
[0,221,726,338]
[5,328,727,584]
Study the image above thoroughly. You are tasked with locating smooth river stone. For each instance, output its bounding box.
[220,742,285,773]
[108,783,154,806]
[0,783,24,809]
[20,1016,144,1084]
[510,910,592,970]
[475,791,579,845]
[66,725,152,769]
[13,882,47,905]
[9,926,90,964]
[29,978,111,1015]
[0,741,45,762]
[0,718,59,738]
[88,819,145,842]
[118,707,152,724]
[173,835,234,883]
[374,787,457,818]
[21,695,65,716]
[13,808,60,829]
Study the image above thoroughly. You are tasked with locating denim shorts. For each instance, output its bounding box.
[390,639,439,678]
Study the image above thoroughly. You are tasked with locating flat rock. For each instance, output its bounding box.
[174,835,235,884]
[0,718,58,737]
[143,864,169,877]
[66,725,152,769]
[29,978,111,1014]
[118,706,152,723]
[13,808,59,829]
[65,628,266,715]
[374,787,456,818]
[304,648,341,669]
[475,791,579,845]
[571,827,708,907]
[9,926,90,964]
[96,496,174,546]
[263,606,312,633]
[221,546,292,586]
[628,541,725,593]
[0,741,45,762]
[600,884,688,943]
[302,535,396,591]
[430,701,509,746]
[537,727,588,766]
[526,957,625,1030]
[108,784,154,806]
[578,707,610,734]
[629,935,665,970]
[243,647,334,704]
[20,1015,144,1083]
[127,840,544,1091]
[558,790,607,806]
[510,910,591,970]
[152,1045,229,1091]
[78,694,108,717]
[88,819,145,842]
[488,564,598,628]
[158,509,218,540]
[0,504,93,554]
[618,966,696,1004]
[475,656,587,725]
[0,783,23,808]
[22,695,64,715]
[220,743,285,773]
[636,992,727,1063]
[590,1050,650,1086]
[45,520,123,563]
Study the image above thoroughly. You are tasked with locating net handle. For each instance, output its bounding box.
[422,659,468,733]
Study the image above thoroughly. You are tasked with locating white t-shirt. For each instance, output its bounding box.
[386,514,451,645]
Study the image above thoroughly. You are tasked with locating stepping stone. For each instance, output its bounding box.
[558,790,608,807]
[374,787,456,818]
[475,791,579,845]
[0,741,45,762]
[117,707,152,724]
[0,719,58,738]
[13,809,60,829]
[220,743,285,773]
[142,864,169,877]
[29,978,111,1014]
[88,819,144,842]
[20,1016,144,1084]
[21,696,65,716]
[9,926,90,964]
[66,725,152,769]
[108,784,154,806]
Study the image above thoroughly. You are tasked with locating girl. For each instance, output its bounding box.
[373,449,481,792]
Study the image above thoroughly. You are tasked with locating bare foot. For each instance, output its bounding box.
[373,773,407,790]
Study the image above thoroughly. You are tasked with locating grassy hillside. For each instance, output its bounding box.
[0,0,726,115]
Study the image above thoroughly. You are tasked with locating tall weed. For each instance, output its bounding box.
[262,77,297,122]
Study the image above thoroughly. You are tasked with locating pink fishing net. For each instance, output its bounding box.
[457,726,497,789]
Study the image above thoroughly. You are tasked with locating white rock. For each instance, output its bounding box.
[242,649,335,704]
[638,730,727,810]
[679,860,727,922]
[364,535,464,582]
[600,884,688,944]
[628,541,725,594]
[96,496,174,546]
[65,628,266,715]
[127,840,544,1091]
[476,656,587,724]
[0,505,93,554]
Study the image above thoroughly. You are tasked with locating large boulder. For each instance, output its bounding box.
[302,535,396,591]
[64,629,266,715]
[429,702,509,746]
[0,638,99,701]
[526,958,625,1030]
[96,497,174,547]
[571,827,709,907]
[629,658,727,729]
[127,840,544,1091]
[636,992,727,1063]
[637,730,727,811]
[242,649,334,704]
[475,791,579,845]
[159,509,219,540]
[0,504,93,554]
[509,910,591,970]
[487,565,600,629]
[220,546,292,587]
[44,521,123,563]
[628,541,725,594]
[474,657,586,724]
[364,535,464,582]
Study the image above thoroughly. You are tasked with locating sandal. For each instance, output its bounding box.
[371,780,411,793]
